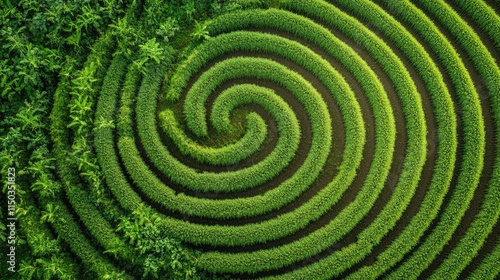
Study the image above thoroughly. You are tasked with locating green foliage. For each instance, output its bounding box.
[157,17,180,42]
[18,255,77,280]
[160,107,267,166]
[468,240,500,280]
[109,16,138,57]
[133,38,164,73]
[2,0,499,279]
[191,20,210,41]
[117,206,200,279]
[40,203,59,224]
[48,33,135,278]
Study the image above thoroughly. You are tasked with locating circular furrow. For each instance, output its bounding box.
[244,0,428,276]
[193,3,428,276]
[410,1,500,278]
[98,6,394,272]
[43,0,500,278]
[315,0,450,276]
[376,1,486,278]
[447,1,500,277]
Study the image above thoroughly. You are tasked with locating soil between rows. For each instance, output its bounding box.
[325,2,441,274]
[220,5,437,277]
[447,0,500,65]
[461,218,500,278]
[122,23,383,250]
[369,0,497,277]
[130,49,353,223]
[101,3,496,276]
[34,0,500,279]
[449,1,500,276]
[483,0,500,17]
[408,1,498,277]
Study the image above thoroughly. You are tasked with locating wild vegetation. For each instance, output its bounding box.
[1,0,499,279]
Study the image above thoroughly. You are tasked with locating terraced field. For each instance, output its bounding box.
[8,0,500,279]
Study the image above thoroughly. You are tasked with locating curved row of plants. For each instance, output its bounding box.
[50,32,136,279]
[91,2,394,274]
[115,2,428,276]
[412,0,500,278]
[6,0,499,279]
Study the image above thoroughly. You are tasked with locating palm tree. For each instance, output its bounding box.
[70,135,88,156]
[29,233,59,256]
[77,151,98,171]
[15,101,44,130]
[40,204,59,224]
[133,38,164,73]
[191,20,210,41]
[157,17,179,42]
[104,247,119,259]
[109,17,136,57]
[76,5,101,31]
[66,115,87,135]
[5,27,27,53]
[31,174,60,198]
[66,28,82,50]
[71,62,97,93]
[102,270,127,280]
[27,155,55,178]
[0,148,16,174]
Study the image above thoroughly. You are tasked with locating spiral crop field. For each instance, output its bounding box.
[2,0,500,279]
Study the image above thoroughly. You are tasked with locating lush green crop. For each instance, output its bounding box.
[2,0,499,279]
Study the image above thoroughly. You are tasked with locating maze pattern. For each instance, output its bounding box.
[45,0,500,278]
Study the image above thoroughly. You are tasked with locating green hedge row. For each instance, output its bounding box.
[105,55,345,251]
[94,61,143,212]
[290,0,459,278]
[163,27,363,214]
[132,55,326,214]
[123,57,333,242]
[412,1,500,279]
[49,33,134,278]
[468,239,500,280]
[174,57,306,192]
[370,1,485,279]
[338,0,500,278]
[21,184,80,278]
[452,0,500,50]
[155,60,331,194]
[63,54,137,265]
[194,0,428,274]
